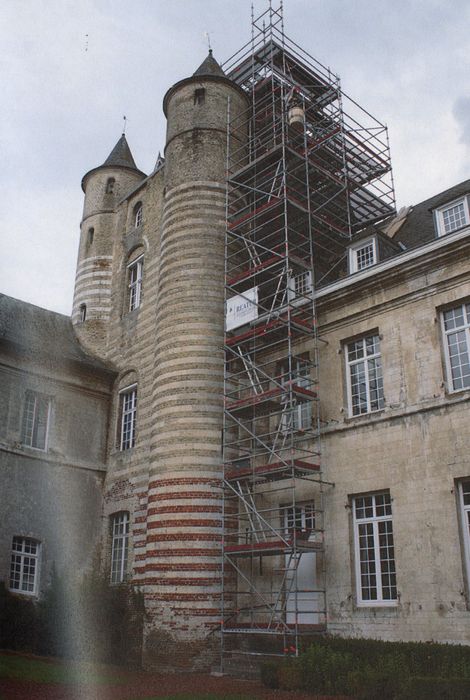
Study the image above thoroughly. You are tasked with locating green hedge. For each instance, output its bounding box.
[260,637,470,698]
[0,570,145,667]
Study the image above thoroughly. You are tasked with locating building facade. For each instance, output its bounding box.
[2,5,470,671]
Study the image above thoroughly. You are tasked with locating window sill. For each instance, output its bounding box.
[444,386,470,399]
[355,601,399,609]
[8,588,39,599]
[344,408,385,423]
[19,443,48,454]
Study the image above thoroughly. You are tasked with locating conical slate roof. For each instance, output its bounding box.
[102,134,138,170]
[193,49,225,77]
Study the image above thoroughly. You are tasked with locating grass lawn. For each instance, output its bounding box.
[0,652,122,685]
[0,653,266,700]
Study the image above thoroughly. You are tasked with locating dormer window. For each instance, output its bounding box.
[435,197,470,237]
[134,203,143,228]
[349,237,376,274]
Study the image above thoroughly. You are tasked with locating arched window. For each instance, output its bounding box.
[127,253,144,312]
[87,227,94,245]
[117,383,137,450]
[106,177,115,194]
[133,202,143,228]
[79,304,87,322]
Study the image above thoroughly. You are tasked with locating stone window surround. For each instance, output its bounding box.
[441,302,470,393]
[127,254,144,313]
[344,333,385,417]
[348,236,377,274]
[133,202,143,228]
[352,491,398,607]
[21,390,51,452]
[118,383,137,451]
[110,511,130,584]
[9,536,41,596]
[458,480,470,599]
[434,196,470,237]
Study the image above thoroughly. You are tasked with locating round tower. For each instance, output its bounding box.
[72,135,146,357]
[143,52,248,670]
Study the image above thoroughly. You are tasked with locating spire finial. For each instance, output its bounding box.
[204,31,212,52]
[122,115,127,136]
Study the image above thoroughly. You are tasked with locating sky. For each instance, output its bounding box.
[1,0,470,315]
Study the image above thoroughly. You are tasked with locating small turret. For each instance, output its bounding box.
[72,134,146,357]
[162,50,248,188]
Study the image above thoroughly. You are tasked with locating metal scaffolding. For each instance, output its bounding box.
[220,2,395,663]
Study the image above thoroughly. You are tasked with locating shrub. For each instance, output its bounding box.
[398,676,470,700]
[299,643,355,695]
[277,658,302,691]
[260,637,470,697]
[0,571,145,667]
[260,660,279,689]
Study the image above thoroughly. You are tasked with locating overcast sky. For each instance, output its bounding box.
[2,0,470,315]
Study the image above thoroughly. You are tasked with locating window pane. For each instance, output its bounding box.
[21,392,49,450]
[354,493,396,605]
[356,243,375,271]
[358,522,377,600]
[447,329,470,390]
[120,388,137,450]
[347,339,364,361]
[111,513,130,584]
[442,202,467,234]
[368,357,384,411]
[9,537,40,595]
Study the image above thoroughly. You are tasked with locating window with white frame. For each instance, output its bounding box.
[128,256,143,312]
[118,385,137,450]
[288,271,313,301]
[435,197,470,237]
[292,357,312,430]
[442,303,470,391]
[21,391,50,450]
[346,334,384,416]
[280,356,312,431]
[282,502,315,534]
[349,238,376,273]
[353,492,397,606]
[458,481,470,590]
[134,203,143,228]
[110,512,130,584]
[9,537,41,595]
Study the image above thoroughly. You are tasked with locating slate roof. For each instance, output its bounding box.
[102,134,139,170]
[193,49,225,77]
[393,178,470,249]
[0,294,114,374]
[81,134,146,192]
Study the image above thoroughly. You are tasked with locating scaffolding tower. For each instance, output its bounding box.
[221,2,395,663]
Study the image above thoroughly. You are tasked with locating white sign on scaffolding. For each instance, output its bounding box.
[225,287,258,331]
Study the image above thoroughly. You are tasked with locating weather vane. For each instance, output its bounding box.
[204,31,212,52]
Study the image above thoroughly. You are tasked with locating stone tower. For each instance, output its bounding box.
[72,135,146,355]
[141,51,248,670]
